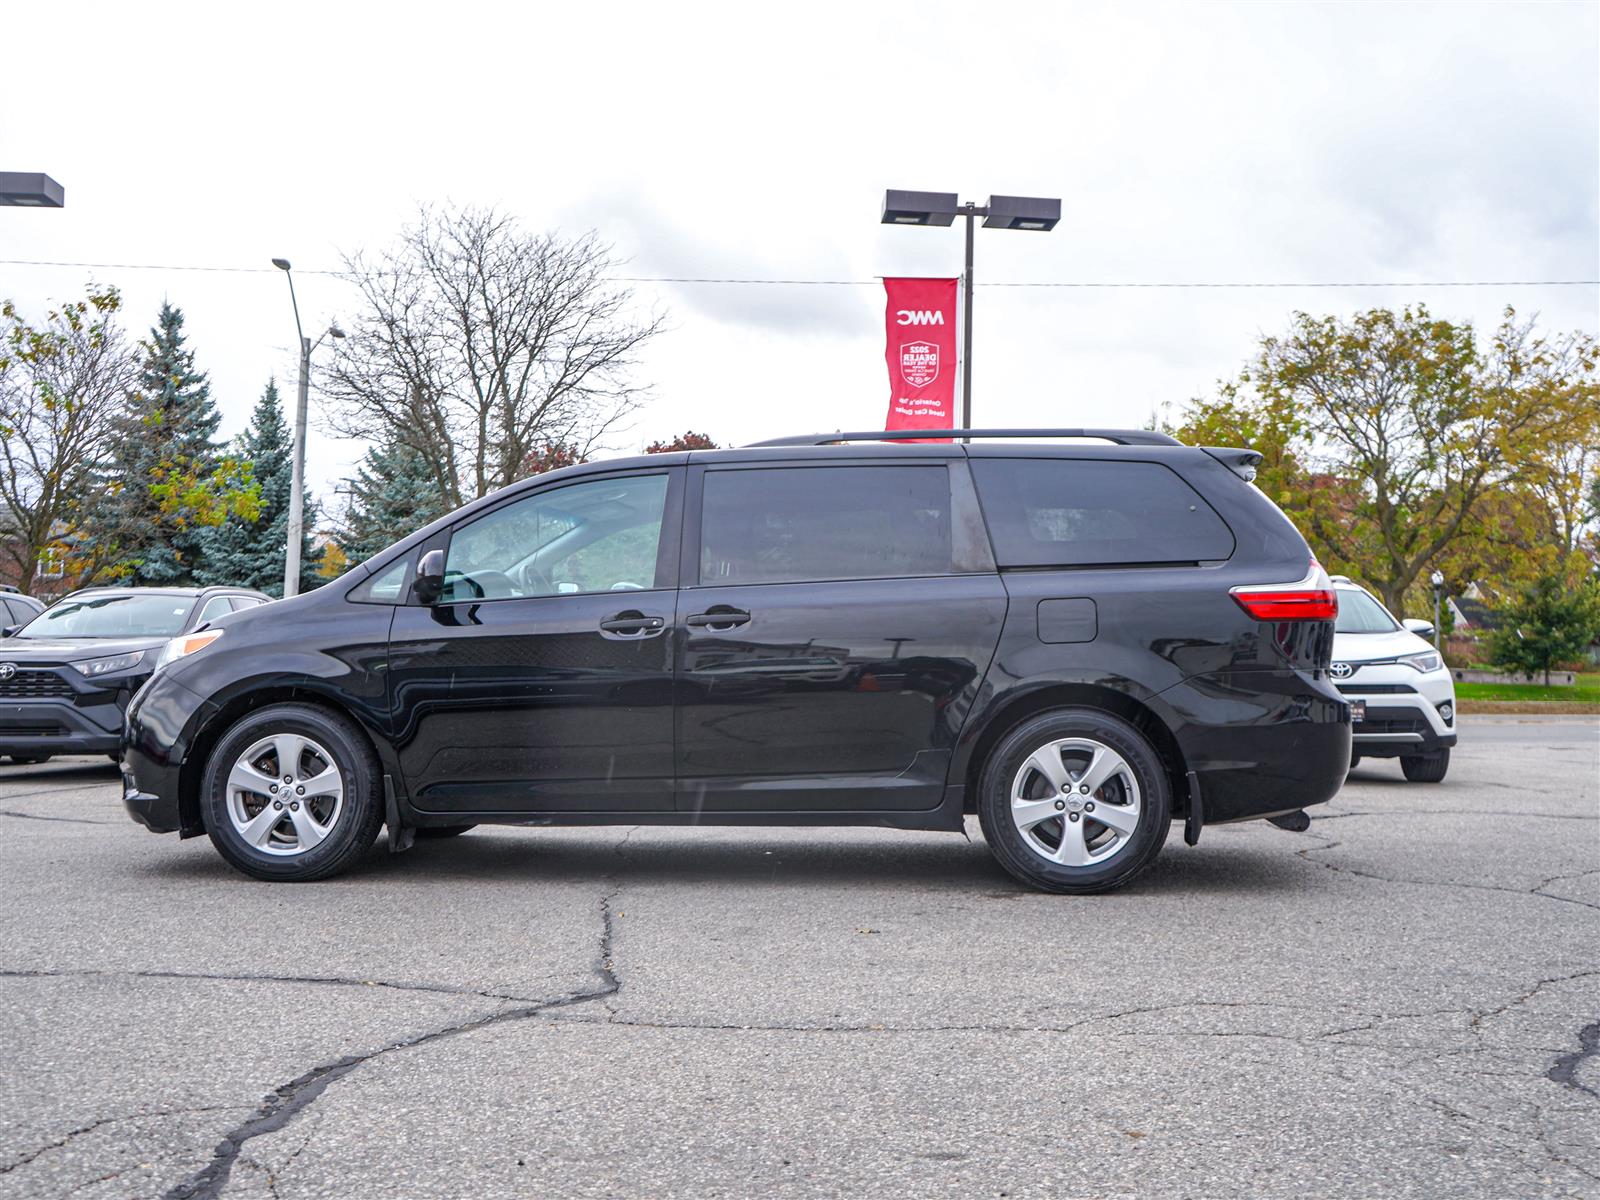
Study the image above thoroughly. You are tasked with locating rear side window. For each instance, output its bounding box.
[700,465,952,585]
[971,459,1234,567]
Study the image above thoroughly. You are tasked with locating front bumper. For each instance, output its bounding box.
[0,680,138,757]
[1337,667,1456,758]
[123,784,182,832]
[119,670,214,837]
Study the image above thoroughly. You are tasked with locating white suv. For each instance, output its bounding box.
[1330,579,1457,782]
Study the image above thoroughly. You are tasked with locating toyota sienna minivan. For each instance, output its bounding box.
[120,429,1351,893]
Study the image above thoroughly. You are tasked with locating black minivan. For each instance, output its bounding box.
[121,430,1350,892]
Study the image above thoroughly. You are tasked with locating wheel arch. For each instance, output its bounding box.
[178,684,389,836]
[957,682,1190,817]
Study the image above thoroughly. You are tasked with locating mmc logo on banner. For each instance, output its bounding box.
[882,277,957,442]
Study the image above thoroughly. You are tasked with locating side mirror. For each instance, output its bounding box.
[1402,618,1435,639]
[0,625,15,638]
[411,548,446,606]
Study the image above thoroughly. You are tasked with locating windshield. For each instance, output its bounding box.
[15,593,195,639]
[1334,588,1399,634]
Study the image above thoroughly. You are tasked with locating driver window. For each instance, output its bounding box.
[441,473,669,603]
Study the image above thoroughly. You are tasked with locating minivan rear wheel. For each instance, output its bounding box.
[201,703,384,882]
[977,708,1171,894]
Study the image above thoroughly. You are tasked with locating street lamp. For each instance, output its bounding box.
[1429,570,1445,652]
[0,173,65,207]
[271,258,344,599]
[881,188,1060,429]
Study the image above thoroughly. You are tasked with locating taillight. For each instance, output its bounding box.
[1230,562,1339,621]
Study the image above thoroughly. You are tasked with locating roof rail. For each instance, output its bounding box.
[746,428,1183,448]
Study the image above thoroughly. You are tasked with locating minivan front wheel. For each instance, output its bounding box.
[201,704,383,881]
[978,708,1171,894]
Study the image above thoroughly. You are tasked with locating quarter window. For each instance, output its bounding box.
[970,459,1234,567]
[441,474,669,603]
[195,596,234,626]
[699,466,952,585]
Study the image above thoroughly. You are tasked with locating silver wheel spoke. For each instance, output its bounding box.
[1089,802,1140,836]
[1052,815,1093,866]
[1022,747,1071,792]
[239,805,284,848]
[1012,796,1064,830]
[273,734,305,780]
[298,765,341,800]
[1077,745,1129,795]
[228,760,278,797]
[287,803,329,850]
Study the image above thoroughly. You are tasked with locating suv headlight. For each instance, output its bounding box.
[155,629,225,669]
[1398,651,1442,673]
[71,650,147,677]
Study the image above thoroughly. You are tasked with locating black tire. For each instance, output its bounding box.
[6,753,51,765]
[415,824,476,839]
[1401,749,1450,783]
[201,703,384,882]
[1348,753,1361,770]
[977,708,1172,894]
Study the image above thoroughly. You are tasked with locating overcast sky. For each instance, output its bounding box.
[2,0,1596,514]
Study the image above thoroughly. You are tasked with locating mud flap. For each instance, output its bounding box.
[1184,769,1203,846]
[384,774,414,853]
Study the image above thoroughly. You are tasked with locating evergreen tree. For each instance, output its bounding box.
[196,380,318,596]
[338,440,449,563]
[83,302,254,584]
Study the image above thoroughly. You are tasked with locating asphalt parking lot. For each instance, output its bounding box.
[0,716,1596,1199]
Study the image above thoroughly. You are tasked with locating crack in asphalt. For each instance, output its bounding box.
[1547,1021,1600,1101]
[1313,808,1598,823]
[158,894,622,1200]
[0,809,109,825]
[1469,969,1600,1030]
[1293,837,1600,911]
[0,967,552,1005]
[0,1106,243,1175]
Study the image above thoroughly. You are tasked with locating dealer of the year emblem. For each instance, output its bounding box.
[899,341,939,388]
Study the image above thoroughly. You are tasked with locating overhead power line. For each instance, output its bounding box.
[0,258,1595,288]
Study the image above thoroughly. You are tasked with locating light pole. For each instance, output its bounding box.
[881,189,1060,429]
[271,259,344,598]
[1430,569,1445,652]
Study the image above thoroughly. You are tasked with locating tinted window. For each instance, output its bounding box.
[1334,588,1398,634]
[229,596,265,612]
[443,473,669,603]
[2,598,26,625]
[699,466,952,585]
[354,559,410,605]
[15,593,195,638]
[970,459,1234,567]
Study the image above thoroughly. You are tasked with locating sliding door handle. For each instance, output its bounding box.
[685,607,751,630]
[599,612,666,637]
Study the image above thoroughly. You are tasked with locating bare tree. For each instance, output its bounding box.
[0,288,135,594]
[324,206,666,510]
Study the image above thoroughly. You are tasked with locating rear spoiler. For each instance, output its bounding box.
[1203,447,1263,481]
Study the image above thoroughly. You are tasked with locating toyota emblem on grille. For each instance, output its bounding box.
[1330,662,1353,679]
[0,663,15,681]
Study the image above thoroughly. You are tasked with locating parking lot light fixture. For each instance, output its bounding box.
[881,188,1061,429]
[0,172,65,208]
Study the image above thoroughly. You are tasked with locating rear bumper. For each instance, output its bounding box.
[1161,669,1352,824]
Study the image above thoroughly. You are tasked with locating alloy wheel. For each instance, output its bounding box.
[225,733,344,857]
[1009,736,1142,867]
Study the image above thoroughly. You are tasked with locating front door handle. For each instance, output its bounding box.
[685,606,751,630]
[599,612,666,638]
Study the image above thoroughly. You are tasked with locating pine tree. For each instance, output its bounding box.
[83,302,252,584]
[338,440,449,563]
[196,380,318,596]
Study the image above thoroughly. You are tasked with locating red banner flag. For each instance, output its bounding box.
[883,277,958,441]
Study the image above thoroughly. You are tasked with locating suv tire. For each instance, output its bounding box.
[978,708,1171,894]
[201,704,383,882]
[1400,749,1450,783]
